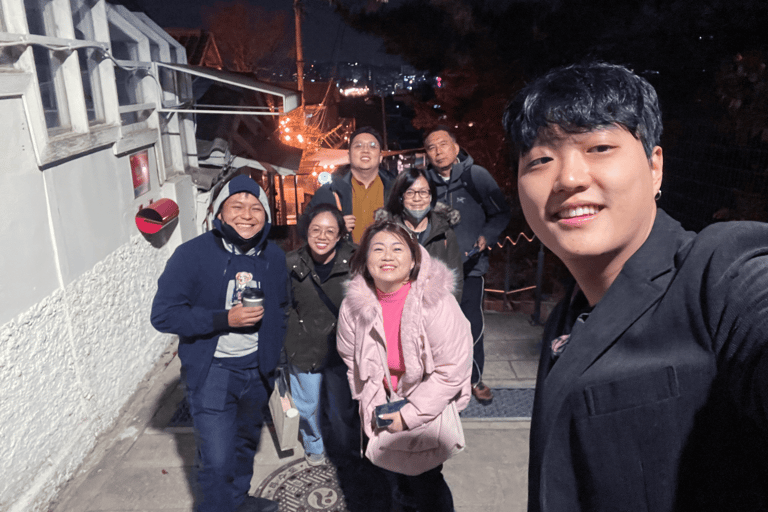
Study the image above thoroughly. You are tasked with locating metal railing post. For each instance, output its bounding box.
[503,241,512,311]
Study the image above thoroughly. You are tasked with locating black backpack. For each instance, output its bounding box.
[459,166,483,206]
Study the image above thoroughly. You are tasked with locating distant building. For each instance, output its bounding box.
[165,28,223,69]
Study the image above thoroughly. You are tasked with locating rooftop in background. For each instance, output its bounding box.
[165,28,223,69]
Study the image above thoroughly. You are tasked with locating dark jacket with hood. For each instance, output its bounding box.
[424,150,511,277]
[151,176,289,392]
[284,239,355,372]
[308,164,396,217]
[375,202,464,300]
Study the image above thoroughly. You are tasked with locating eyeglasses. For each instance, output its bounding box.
[351,141,380,151]
[404,189,431,199]
[308,226,339,238]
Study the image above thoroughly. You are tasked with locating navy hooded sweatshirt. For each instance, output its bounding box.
[151,176,289,392]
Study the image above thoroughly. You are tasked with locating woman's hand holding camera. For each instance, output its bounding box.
[378,411,406,432]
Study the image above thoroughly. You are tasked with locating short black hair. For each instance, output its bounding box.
[297,203,347,241]
[385,167,437,217]
[424,125,457,143]
[349,126,384,149]
[502,62,662,162]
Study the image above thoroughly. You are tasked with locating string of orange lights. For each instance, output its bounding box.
[495,232,537,249]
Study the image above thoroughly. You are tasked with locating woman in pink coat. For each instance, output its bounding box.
[336,219,472,512]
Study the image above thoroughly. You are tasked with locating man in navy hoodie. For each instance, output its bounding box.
[151,175,287,512]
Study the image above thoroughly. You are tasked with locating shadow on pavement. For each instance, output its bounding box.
[149,376,198,511]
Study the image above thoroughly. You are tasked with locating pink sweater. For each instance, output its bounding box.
[377,282,411,390]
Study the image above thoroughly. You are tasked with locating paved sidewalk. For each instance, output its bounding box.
[50,311,542,512]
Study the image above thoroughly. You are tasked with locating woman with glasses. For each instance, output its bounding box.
[378,168,464,299]
[284,203,358,465]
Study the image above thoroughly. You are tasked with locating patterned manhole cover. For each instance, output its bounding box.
[254,458,347,511]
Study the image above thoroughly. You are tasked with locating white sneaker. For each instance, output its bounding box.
[304,452,327,466]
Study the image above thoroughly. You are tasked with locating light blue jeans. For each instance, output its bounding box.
[287,363,325,455]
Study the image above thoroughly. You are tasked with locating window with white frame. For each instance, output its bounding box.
[109,25,143,117]
[24,0,72,132]
[106,7,153,130]
[131,12,196,176]
[71,0,105,124]
[112,6,177,172]
[0,0,122,165]
[2,0,197,168]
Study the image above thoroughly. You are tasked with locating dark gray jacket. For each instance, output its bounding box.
[284,240,355,372]
[424,150,511,277]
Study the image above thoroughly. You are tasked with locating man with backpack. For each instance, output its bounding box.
[423,126,511,404]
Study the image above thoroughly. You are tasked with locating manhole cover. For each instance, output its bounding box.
[254,458,347,512]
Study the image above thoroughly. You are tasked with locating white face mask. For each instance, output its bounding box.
[404,205,431,224]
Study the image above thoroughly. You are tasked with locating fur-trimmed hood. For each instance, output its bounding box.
[374,201,460,227]
[433,201,461,226]
[342,245,458,325]
[372,205,465,300]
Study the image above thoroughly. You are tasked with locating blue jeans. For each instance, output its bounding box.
[382,464,454,512]
[461,276,486,385]
[288,364,325,455]
[187,362,268,512]
[287,361,360,458]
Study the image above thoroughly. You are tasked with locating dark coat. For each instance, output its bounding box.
[424,150,511,277]
[308,164,396,217]
[151,231,289,392]
[151,177,289,393]
[284,240,355,372]
[375,202,464,300]
[528,210,768,512]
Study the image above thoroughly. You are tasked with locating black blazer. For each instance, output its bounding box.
[528,210,768,512]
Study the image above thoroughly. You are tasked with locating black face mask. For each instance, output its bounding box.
[214,218,261,253]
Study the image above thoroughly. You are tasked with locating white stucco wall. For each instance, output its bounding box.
[0,236,174,512]
[0,6,202,509]
[0,93,194,510]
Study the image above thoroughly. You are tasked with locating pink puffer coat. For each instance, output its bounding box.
[336,246,472,474]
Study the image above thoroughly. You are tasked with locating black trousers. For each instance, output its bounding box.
[460,275,485,385]
[382,464,454,512]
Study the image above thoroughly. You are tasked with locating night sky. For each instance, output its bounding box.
[140,0,404,66]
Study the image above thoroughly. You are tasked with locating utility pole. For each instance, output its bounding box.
[293,0,305,106]
[380,94,387,150]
